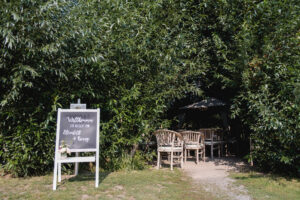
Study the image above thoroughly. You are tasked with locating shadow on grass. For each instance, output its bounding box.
[209,156,252,173]
[68,171,110,183]
[55,171,110,189]
[206,156,300,183]
[233,174,263,180]
[231,169,300,185]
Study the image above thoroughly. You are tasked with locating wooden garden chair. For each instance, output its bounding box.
[154,129,184,170]
[200,128,224,159]
[181,131,205,164]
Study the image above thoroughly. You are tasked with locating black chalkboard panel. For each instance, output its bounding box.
[59,111,98,149]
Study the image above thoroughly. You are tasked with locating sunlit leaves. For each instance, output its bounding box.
[1,0,299,175]
[229,0,300,174]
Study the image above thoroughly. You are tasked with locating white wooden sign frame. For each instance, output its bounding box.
[52,108,100,190]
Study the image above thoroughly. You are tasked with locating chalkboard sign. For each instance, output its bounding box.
[53,108,100,190]
[59,111,97,149]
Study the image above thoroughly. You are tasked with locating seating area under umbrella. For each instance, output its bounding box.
[178,97,236,159]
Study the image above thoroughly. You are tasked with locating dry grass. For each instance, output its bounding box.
[230,171,300,200]
[0,168,214,200]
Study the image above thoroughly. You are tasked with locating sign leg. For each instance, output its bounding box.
[75,152,79,176]
[58,163,62,182]
[53,161,58,190]
[53,108,61,191]
[95,154,99,188]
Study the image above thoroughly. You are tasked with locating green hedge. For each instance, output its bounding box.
[1,0,299,176]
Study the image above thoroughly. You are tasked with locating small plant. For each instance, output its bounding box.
[59,140,71,158]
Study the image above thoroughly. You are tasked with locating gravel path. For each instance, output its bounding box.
[183,157,252,200]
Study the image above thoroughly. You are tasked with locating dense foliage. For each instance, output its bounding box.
[186,0,300,174]
[230,0,300,174]
[0,0,299,176]
[0,0,203,176]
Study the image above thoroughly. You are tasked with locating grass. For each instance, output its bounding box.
[230,171,300,200]
[0,168,215,200]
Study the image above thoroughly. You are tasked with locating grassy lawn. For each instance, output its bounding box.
[230,171,300,200]
[0,168,215,200]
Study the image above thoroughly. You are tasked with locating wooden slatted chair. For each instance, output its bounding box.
[154,129,184,170]
[181,131,205,164]
[200,128,224,159]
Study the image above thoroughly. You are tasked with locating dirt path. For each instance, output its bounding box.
[183,157,251,200]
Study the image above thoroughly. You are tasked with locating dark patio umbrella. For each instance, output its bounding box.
[179,97,228,129]
[180,97,226,110]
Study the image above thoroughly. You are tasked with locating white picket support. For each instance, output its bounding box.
[53,108,61,190]
[95,108,100,188]
[75,152,79,176]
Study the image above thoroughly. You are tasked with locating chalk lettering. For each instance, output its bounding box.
[74,124,85,128]
[63,129,81,136]
[59,111,97,149]
[67,117,93,123]
[77,136,90,143]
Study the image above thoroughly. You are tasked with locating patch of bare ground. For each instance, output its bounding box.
[81,194,91,200]
[183,157,252,200]
[113,185,124,191]
[3,174,13,179]
[80,185,88,192]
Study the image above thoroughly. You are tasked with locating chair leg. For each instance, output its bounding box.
[185,149,187,162]
[157,151,160,169]
[221,143,223,157]
[203,147,206,162]
[170,151,173,170]
[218,144,221,158]
[196,149,199,164]
[211,144,214,160]
[181,151,183,168]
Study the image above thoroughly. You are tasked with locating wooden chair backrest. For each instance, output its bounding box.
[154,129,183,147]
[199,132,205,146]
[199,128,223,141]
[181,131,202,145]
